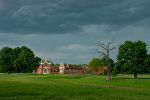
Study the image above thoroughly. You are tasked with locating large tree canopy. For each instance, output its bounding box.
[0,46,41,73]
[115,40,149,78]
[88,58,104,71]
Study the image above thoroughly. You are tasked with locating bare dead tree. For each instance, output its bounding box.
[95,37,117,81]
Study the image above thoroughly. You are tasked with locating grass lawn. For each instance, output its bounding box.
[0,73,150,100]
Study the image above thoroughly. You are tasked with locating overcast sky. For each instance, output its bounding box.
[0,0,150,64]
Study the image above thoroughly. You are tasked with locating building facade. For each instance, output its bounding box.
[33,60,87,74]
[33,60,51,74]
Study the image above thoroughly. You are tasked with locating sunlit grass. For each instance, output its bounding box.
[67,74,150,89]
[0,73,150,100]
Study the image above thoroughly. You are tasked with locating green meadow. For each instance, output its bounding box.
[0,73,150,100]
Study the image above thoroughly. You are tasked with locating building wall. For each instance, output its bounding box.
[42,62,51,74]
[59,63,65,74]
[33,61,51,74]
[82,69,87,74]
[51,66,59,74]
[33,62,88,74]
[65,69,83,74]
[33,64,42,74]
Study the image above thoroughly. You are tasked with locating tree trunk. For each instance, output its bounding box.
[106,66,112,81]
[106,48,112,81]
[134,73,137,78]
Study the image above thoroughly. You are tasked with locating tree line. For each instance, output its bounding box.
[88,58,115,74]
[0,46,41,73]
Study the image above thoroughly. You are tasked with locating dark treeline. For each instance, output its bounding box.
[0,46,41,73]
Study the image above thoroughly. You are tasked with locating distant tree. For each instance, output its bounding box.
[55,63,60,66]
[79,64,88,66]
[0,47,13,73]
[88,58,104,71]
[32,56,41,71]
[115,40,149,78]
[12,47,21,72]
[101,58,115,72]
[51,62,54,66]
[95,37,117,81]
[146,54,150,72]
[0,46,41,73]
[13,46,41,73]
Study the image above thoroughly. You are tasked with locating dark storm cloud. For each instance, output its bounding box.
[0,0,150,34]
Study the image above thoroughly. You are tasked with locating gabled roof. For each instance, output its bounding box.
[65,65,82,69]
[81,66,87,70]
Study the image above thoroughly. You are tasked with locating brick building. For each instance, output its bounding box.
[85,66,107,75]
[92,66,107,75]
[33,60,51,74]
[33,60,87,74]
[59,63,87,74]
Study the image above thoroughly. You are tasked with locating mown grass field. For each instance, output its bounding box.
[0,73,150,100]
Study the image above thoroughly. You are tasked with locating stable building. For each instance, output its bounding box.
[59,63,87,74]
[33,60,87,74]
[33,60,51,74]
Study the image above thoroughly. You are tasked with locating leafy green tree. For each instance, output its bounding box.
[0,46,41,73]
[31,56,41,72]
[115,40,149,78]
[18,46,36,72]
[79,64,88,66]
[12,47,21,72]
[0,47,13,73]
[13,58,21,73]
[88,58,104,71]
[18,46,41,72]
[55,63,60,66]
[147,54,150,71]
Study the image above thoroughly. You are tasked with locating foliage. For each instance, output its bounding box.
[55,63,60,66]
[101,58,115,72]
[79,64,88,66]
[88,58,104,71]
[0,47,13,73]
[115,40,149,78]
[0,46,41,73]
[146,54,150,72]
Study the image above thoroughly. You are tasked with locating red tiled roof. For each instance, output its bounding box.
[81,66,87,70]
[68,65,82,69]
[86,66,107,70]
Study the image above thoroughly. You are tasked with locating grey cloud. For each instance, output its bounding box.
[0,0,150,35]
[0,26,149,64]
